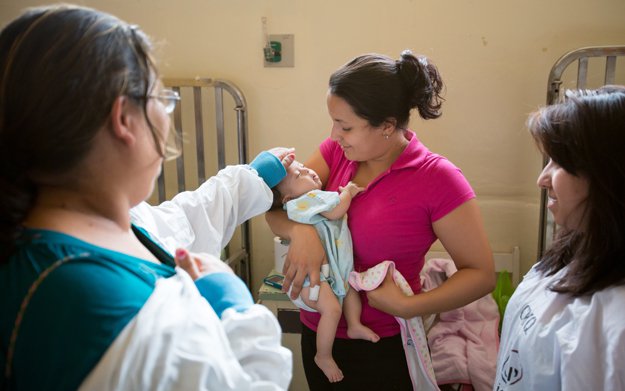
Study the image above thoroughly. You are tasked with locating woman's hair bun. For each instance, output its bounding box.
[396,49,444,120]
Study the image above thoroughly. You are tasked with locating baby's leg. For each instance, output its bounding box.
[301,281,344,383]
[344,287,380,342]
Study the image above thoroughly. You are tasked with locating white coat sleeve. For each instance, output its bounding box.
[221,306,293,388]
[130,165,272,256]
[79,270,292,391]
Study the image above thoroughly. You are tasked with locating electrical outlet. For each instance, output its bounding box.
[264,34,294,68]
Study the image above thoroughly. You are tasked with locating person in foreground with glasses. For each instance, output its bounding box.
[148,88,181,114]
[494,85,625,390]
[0,5,293,390]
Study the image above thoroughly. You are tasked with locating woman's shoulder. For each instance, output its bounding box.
[3,229,171,323]
[1,245,161,391]
[12,227,170,275]
[590,284,625,321]
[516,268,625,332]
[395,131,465,177]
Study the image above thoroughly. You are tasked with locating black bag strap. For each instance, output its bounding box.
[3,252,90,385]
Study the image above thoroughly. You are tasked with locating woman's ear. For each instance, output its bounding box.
[109,96,137,146]
[383,117,398,131]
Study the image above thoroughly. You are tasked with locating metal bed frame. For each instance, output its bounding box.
[537,45,625,258]
[154,77,252,288]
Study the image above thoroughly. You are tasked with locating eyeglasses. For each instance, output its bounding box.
[148,89,180,114]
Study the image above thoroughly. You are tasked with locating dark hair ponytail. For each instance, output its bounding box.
[397,50,444,120]
[329,50,444,129]
[0,160,36,260]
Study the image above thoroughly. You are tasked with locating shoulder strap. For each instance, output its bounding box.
[132,225,175,267]
[3,252,90,384]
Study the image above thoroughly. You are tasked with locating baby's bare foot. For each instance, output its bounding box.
[347,324,380,343]
[314,354,344,383]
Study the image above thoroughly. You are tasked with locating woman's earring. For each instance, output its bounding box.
[384,134,390,140]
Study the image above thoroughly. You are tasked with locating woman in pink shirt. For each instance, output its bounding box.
[266,50,495,389]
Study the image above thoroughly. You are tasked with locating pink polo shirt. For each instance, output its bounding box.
[301,130,475,338]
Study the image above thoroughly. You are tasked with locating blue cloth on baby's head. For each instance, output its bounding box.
[249,151,286,188]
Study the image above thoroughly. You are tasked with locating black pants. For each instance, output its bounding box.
[301,324,412,390]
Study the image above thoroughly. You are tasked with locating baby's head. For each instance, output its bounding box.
[272,161,322,208]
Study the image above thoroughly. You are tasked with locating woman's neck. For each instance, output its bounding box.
[22,186,163,264]
[355,133,409,185]
[24,186,131,234]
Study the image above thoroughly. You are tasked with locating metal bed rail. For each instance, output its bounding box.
[156,77,252,288]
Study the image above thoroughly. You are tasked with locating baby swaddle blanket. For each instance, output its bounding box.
[285,190,354,311]
[349,261,439,391]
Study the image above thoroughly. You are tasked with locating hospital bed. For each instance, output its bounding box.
[148,77,252,288]
[537,46,625,258]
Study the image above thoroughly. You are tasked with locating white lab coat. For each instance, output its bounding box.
[130,165,273,255]
[494,265,625,390]
[82,164,293,390]
[80,267,292,390]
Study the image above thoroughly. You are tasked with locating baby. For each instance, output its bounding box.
[273,161,379,383]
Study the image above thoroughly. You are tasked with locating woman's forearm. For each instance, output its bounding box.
[265,209,295,239]
[368,265,495,319]
[408,266,495,318]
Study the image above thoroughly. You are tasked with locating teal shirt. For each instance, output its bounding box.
[0,226,176,391]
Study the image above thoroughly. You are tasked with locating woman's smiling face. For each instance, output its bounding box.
[537,158,589,231]
[326,92,387,162]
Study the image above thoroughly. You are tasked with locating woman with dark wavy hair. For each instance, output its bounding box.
[494,85,625,390]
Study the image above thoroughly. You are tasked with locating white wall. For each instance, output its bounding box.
[3,0,624,292]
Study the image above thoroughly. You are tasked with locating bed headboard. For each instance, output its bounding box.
[425,246,521,286]
[150,77,252,288]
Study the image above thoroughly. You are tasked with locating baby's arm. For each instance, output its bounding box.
[320,181,364,220]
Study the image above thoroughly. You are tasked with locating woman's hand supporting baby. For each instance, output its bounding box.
[281,224,326,300]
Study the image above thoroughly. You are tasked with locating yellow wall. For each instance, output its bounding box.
[3,0,624,291]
